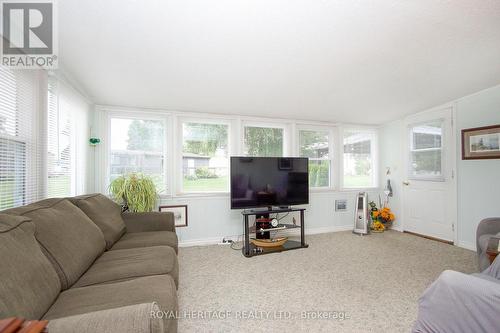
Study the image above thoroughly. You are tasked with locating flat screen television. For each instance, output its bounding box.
[230,156,309,209]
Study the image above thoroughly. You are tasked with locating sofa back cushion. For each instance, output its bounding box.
[70,194,126,249]
[0,214,61,319]
[4,198,106,289]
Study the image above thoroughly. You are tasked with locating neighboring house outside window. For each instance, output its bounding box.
[299,129,332,188]
[181,122,229,193]
[109,117,166,193]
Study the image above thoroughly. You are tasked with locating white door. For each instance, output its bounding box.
[402,107,456,242]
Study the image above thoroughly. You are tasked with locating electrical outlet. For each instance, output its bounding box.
[218,238,233,245]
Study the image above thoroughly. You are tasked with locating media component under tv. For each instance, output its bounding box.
[230,156,309,209]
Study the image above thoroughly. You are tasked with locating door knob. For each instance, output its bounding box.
[403,181,410,186]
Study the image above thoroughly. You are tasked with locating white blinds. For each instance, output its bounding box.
[47,76,73,197]
[0,67,43,210]
[47,75,91,197]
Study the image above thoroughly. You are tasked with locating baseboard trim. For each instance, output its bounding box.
[456,241,476,252]
[389,225,403,232]
[178,227,478,253]
[179,237,225,247]
[403,231,453,245]
[306,225,353,234]
[178,225,353,247]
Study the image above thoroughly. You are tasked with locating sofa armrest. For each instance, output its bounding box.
[412,270,500,333]
[122,212,176,233]
[482,254,500,278]
[476,218,500,252]
[47,303,167,333]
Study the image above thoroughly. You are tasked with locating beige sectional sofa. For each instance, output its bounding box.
[0,194,179,333]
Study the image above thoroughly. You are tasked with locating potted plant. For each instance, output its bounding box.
[109,173,158,212]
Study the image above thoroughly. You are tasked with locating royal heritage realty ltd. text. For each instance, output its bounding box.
[150,310,350,321]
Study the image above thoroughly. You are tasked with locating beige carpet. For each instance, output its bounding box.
[177,231,477,332]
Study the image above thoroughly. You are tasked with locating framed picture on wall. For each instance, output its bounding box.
[159,205,188,227]
[462,124,500,160]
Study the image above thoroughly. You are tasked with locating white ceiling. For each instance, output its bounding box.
[59,0,500,124]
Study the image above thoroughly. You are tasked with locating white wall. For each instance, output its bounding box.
[455,85,500,250]
[163,190,380,246]
[379,84,500,250]
[378,120,404,231]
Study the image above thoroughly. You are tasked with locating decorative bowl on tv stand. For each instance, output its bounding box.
[250,237,288,248]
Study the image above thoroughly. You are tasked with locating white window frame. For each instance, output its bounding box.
[0,69,46,209]
[296,125,335,190]
[407,119,446,182]
[240,121,291,157]
[177,117,232,195]
[105,111,169,195]
[47,77,79,197]
[340,127,379,190]
[95,106,382,198]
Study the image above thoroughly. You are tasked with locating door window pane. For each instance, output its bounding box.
[343,130,375,188]
[412,121,442,150]
[244,126,283,157]
[299,130,330,187]
[182,122,229,192]
[410,121,443,179]
[411,150,442,177]
[110,118,165,192]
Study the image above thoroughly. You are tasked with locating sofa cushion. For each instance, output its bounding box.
[0,214,61,319]
[70,194,126,249]
[73,245,178,288]
[47,303,164,333]
[4,198,106,290]
[43,275,177,332]
[111,231,178,253]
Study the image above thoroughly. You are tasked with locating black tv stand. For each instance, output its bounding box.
[241,207,308,258]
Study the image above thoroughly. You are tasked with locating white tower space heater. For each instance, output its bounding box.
[353,192,370,235]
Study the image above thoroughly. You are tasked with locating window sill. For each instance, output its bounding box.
[160,187,382,201]
[162,192,230,200]
[340,187,380,192]
[310,187,381,194]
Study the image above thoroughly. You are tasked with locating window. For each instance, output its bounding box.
[47,77,91,197]
[299,129,331,187]
[47,78,73,197]
[0,67,42,209]
[343,129,376,188]
[409,121,443,180]
[181,122,229,192]
[109,117,165,192]
[243,126,283,157]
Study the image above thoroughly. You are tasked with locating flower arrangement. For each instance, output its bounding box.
[372,220,385,232]
[369,201,395,232]
[372,207,395,224]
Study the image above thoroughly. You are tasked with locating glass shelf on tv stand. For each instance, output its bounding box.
[249,223,300,234]
[246,240,305,256]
